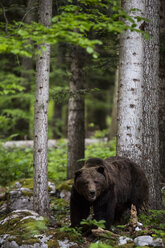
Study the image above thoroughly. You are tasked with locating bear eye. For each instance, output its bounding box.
[94,180,99,184]
[84,181,89,185]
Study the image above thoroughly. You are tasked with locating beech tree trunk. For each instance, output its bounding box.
[67,46,85,179]
[143,0,162,209]
[117,0,145,165]
[159,0,165,183]
[33,0,52,216]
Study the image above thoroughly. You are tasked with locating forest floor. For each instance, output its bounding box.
[0,140,165,248]
[0,178,165,248]
[48,182,165,248]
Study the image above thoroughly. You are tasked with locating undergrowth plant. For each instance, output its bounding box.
[0,138,116,186]
[90,243,113,248]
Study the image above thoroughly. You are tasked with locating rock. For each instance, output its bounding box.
[118,236,133,246]
[60,190,71,201]
[152,238,164,247]
[48,181,56,195]
[58,238,76,248]
[0,202,7,214]
[1,179,56,213]
[134,235,164,247]
[134,235,153,246]
[0,210,52,248]
[15,182,22,188]
[9,188,33,211]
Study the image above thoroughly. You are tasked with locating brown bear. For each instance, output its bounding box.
[70,156,149,230]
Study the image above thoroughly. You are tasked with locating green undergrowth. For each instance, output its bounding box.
[0,138,116,186]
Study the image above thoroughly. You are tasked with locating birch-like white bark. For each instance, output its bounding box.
[143,0,162,209]
[117,0,145,165]
[33,0,52,216]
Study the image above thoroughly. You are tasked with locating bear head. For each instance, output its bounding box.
[74,166,107,202]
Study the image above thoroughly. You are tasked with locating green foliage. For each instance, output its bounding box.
[81,219,106,229]
[23,219,48,239]
[0,138,116,186]
[59,226,82,238]
[52,198,70,222]
[85,138,116,159]
[0,0,147,58]
[0,73,25,95]
[50,87,99,104]
[92,129,109,139]
[48,139,67,184]
[90,243,113,248]
[0,144,33,186]
[139,210,165,227]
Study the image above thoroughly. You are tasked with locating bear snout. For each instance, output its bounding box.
[88,189,96,201]
[89,190,95,196]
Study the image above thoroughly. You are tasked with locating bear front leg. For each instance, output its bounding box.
[70,187,90,227]
[93,191,116,230]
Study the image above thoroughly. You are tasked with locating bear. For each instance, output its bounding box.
[70,156,149,230]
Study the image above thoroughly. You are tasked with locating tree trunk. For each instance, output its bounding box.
[159,0,165,183]
[109,68,119,140]
[67,46,85,179]
[33,0,52,216]
[143,0,162,209]
[117,0,144,165]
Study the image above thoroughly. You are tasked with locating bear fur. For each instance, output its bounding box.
[70,156,149,230]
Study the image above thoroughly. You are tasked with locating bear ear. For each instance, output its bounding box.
[97,166,104,174]
[75,170,82,179]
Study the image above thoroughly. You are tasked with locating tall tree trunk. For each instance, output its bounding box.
[109,68,119,140]
[117,0,144,165]
[143,0,162,209]
[33,0,52,216]
[53,44,66,139]
[67,46,85,179]
[53,102,63,139]
[159,0,165,183]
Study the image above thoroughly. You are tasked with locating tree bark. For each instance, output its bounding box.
[109,68,119,140]
[67,46,85,179]
[33,0,52,216]
[143,0,162,209]
[117,0,145,165]
[159,0,165,183]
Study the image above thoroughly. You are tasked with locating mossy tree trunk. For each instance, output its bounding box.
[33,0,52,216]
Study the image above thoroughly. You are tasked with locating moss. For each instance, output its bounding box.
[56,179,73,192]
[114,243,135,248]
[0,217,21,235]
[52,229,81,243]
[21,190,33,197]
[8,237,40,246]
[18,178,33,190]
[0,200,5,206]
[22,238,40,245]
[8,178,33,190]
[8,236,23,246]
[47,239,60,248]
